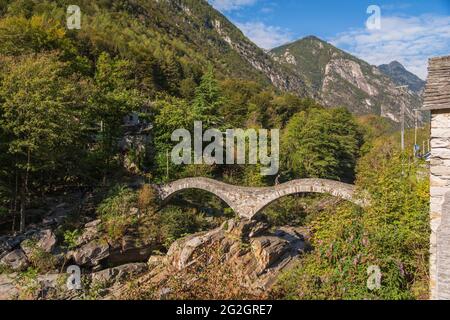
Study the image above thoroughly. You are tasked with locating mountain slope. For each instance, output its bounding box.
[379,61,426,95]
[270,36,423,125]
[131,0,308,94]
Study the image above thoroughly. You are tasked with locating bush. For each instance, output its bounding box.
[97,185,138,242]
[138,184,159,213]
[160,207,212,249]
[62,229,82,250]
[272,151,430,300]
[21,239,57,273]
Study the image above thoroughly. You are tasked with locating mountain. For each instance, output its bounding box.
[0,0,422,124]
[270,36,424,125]
[156,3,422,125]
[130,0,308,95]
[379,61,426,95]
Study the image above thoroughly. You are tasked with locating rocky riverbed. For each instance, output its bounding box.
[0,202,310,300]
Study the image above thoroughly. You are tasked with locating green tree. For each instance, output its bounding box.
[0,53,84,231]
[89,52,143,180]
[192,68,224,128]
[153,95,193,180]
[281,107,362,182]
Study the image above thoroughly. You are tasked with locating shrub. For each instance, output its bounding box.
[160,207,212,249]
[138,184,159,213]
[97,185,138,242]
[62,229,82,250]
[14,267,40,300]
[272,152,430,300]
[21,239,57,273]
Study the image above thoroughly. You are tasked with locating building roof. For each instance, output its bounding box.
[423,56,450,111]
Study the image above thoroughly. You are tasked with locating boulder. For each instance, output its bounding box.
[91,263,148,285]
[251,237,290,272]
[0,273,67,300]
[0,274,19,300]
[71,241,109,267]
[167,228,224,270]
[42,204,70,226]
[148,255,165,270]
[0,235,27,260]
[76,219,101,246]
[21,229,56,257]
[1,237,15,260]
[107,235,157,266]
[162,218,309,291]
[0,249,29,271]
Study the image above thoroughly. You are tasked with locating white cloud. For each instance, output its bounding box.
[330,14,450,80]
[235,21,293,49]
[209,0,258,12]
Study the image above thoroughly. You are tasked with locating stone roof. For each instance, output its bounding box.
[423,56,450,111]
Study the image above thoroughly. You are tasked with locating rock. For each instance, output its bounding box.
[71,241,109,267]
[167,228,224,270]
[85,219,101,229]
[0,236,20,260]
[0,273,67,300]
[226,219,270,239]
[76,220,101,246]
[37,229,57,253]
[148,255,164,269]
[107,235,157,266]
[162,218,309,292]
[0,249,29,271]
[0,274,19,300]
[251,237,290,272]
[37,274,62,299]
[21,229,57,258]
[42,203,71,226]
[91,263,147,285]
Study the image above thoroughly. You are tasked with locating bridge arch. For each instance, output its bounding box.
[156,178,240,214]
[156,178,366,220]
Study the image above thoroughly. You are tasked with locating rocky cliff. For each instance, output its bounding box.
[270,36,424,125]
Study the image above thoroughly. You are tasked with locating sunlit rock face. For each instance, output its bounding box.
[270,36,424,125]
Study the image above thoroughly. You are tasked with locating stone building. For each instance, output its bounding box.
[423,56,450,300]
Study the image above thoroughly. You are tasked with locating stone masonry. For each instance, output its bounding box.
[424,56,450,300]
[156,177,365,220]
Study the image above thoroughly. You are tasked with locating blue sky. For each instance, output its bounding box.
[208,0,450,79]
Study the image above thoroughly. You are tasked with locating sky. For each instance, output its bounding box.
[208,0,450,79]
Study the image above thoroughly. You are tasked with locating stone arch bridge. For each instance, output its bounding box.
[155,177,366,220]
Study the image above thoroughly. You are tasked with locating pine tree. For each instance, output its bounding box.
[192,67,224,128]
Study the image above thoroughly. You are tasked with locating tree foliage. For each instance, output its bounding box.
[281,107,362,182]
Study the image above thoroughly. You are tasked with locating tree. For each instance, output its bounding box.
[0,53,84,231]
[281,107,362,182]
[153,95,193,180]
[192,67,224,128]
[0,16,66,55]
[89,52,143,180]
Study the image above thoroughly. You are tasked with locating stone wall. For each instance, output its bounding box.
[430,110,450,299]
[426,55,450,300]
